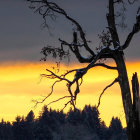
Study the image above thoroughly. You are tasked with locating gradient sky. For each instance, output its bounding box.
[0,0,140,127]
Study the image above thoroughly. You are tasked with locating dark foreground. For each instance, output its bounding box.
[0,105,127,140]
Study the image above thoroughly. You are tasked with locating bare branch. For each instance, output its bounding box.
[35,40,117,110]
[41,69,71,83]
[33,67,79,108]
[34,95,72,110]
[33,79,62,107]
[67,83,76,109]
[128,0,137,4]
[46,96,71,107]
[36,68,79,109]
[86,46,115,70]
[97,77,119,108]
[62,101,71,110]
[66,48,118,104]
[61,69,78,78]
[91,63,117,70]
[122,8,140,50]
[59,38,93,63]
[28,0,117,65]
[28,0,95,57]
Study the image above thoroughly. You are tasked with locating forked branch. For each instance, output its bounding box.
[34,46,118,109]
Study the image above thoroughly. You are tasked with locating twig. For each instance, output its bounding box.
[97,77,119,108]
[33,79,62,107]
[46,96,71,107]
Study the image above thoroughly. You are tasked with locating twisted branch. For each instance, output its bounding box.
[34,46,118,109]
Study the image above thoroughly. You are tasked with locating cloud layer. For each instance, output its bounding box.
[0,0,140,62]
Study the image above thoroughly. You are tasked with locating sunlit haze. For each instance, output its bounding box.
[0,61,140,127]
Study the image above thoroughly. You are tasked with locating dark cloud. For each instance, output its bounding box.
[0,0,139,62]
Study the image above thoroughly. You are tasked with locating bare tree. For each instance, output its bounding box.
[27,0,140,140]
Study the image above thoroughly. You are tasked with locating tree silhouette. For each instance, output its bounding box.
[0,120,13,140]
[26,0,140,139]
[22,110,35,140]
[67,108,83,125]
[34,107,53,140]
[0,105,128,140]
[108,117,127,140]
[12,116,26,140]
[82,105,100,132]
[109,117,123,134]
[25,110,35,123]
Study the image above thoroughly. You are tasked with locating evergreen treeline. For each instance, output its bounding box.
[0,105,127,140]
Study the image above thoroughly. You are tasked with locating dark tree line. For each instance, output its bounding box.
[0,105,127,140]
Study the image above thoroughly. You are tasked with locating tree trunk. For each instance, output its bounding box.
[131,73,140,139]
[115,53,133,140]
[115,52,140,140]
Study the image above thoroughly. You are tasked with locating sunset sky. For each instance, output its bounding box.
[0,0,140,127]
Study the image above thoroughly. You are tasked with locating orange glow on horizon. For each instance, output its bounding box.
[0,61,140,127]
